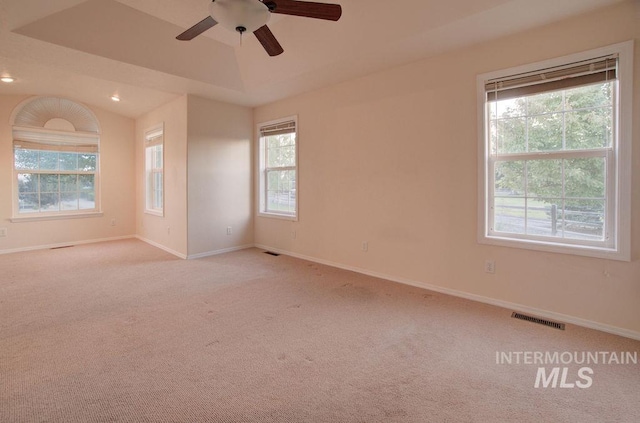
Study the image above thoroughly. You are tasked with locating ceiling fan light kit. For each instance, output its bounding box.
[211,0,270,34]
[177,0,342,57]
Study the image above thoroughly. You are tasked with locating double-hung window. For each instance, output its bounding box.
[145,124,164,216]
[478,42,632,260]
[14,135,99,216]
[258,117,298,219]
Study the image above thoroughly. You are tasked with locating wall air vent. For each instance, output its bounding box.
[511,312,565,330]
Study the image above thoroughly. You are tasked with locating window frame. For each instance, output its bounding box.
[12,132,101,221]
[144,123,164,217]
[477,41,633,261]
[257,116,299,221]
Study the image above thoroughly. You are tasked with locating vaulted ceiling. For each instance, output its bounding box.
[0,0,626,117]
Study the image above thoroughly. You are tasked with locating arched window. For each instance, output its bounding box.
[11,97,101,219]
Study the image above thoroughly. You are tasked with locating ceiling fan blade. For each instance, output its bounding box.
[253,25,284,57]
[264,0,342,21]
[176,16,218,41]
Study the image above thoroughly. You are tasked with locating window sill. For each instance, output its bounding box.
[479,234,630,262]
[11,211,104,223]
[258,211,298,222]
[144,209,164,217]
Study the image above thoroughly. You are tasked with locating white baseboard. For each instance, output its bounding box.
[0,235,135,256]
[187,244,254,260]
[135,237,254,260]
[254,244,640,342]
[135,236,187,259]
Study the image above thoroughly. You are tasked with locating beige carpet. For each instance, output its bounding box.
[1,239,639,422]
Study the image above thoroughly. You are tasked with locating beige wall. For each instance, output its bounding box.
[135,95,253,258]
[186,95,253,258]
[0,95,135,252]
[136,95,188,257]
[254,1,640,335]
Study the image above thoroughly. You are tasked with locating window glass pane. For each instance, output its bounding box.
[79,175,95,191]
[563,199,604,241]
[495,117,526,154]
[79,192,95,210]
[18,173,38,193]
[39,152,59,170]
[266,169,296,214]
[565,82,612,110]
[527,91,564,115]
[155,145,163,168]
[526,199,561,238]
[528,113,563,152]
[60,192,79,211]
[491,98,525,119]
[565,158,605,198]
[79,154,97,171]
[494,197,525,234]
[40,174,59,193]
[495,161,524,196]
[154,191,162,209]
[565,107,612,150]
[59,153,78,171]
[15,149,39,170]
[145,143,163,212]
[526,159,562,198]
[40,193,60,211]
[18,193,39,213]
[267,135,296,167]
[153,171,163,209]
[60,175,78,192]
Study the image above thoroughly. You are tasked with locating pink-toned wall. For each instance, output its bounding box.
[134,95,253,259]
[254,1,640,337]
[135,95,189,257]
[0,95,136,252]
[186,95,253,258]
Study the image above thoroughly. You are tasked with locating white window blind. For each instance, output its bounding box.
[485,55,618,101]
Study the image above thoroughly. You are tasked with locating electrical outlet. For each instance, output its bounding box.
[227,226,232,235]
[485,260,495,274]
[167,227,171,235]
[362,241,368,252]
[110,218,116,226]
[291,230,297,239]
[0,228,7,237]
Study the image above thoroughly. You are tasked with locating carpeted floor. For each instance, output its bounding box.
[1,239,639,422]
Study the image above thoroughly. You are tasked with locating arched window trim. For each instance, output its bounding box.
[10,96,103,222]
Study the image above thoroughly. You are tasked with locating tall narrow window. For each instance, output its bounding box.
[478,42,632,260]
[145,124,164,216]
[258,117,297,219]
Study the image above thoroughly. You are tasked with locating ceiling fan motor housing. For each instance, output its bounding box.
[210,0,270,34]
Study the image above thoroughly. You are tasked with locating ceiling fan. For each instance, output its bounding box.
[176,0,342,57]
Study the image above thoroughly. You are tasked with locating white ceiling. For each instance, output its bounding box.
[0,0,626,118]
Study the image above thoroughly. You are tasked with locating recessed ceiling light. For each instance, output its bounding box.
[111,95,121,102]
[1,76,15,83]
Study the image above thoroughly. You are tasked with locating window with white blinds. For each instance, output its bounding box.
[258,117,298,219]
[477,42,633,260]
